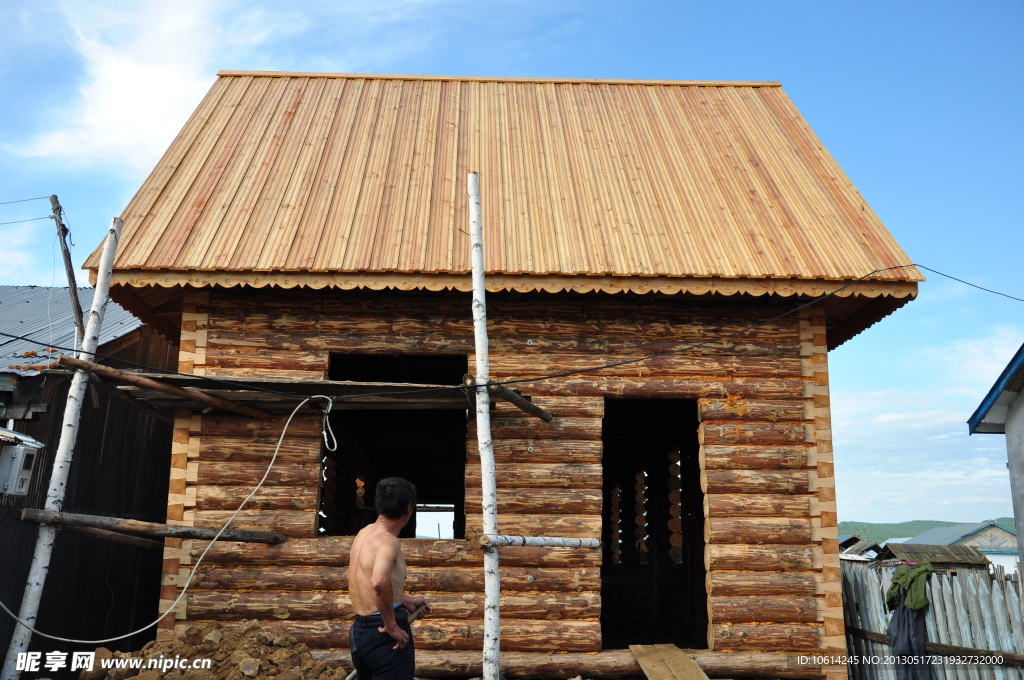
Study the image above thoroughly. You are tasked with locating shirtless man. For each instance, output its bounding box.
[349,477,431,680]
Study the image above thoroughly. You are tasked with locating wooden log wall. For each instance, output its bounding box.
[158,287,845,676]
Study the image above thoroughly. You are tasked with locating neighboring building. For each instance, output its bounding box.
[905,521,1018,574]
[838,534,882,560]
[81,72,923,676]
[970,341,1024,575]
[876,543,991,574]
[0,286,177,655]
[0,285,143,418]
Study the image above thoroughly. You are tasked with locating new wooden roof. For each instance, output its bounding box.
[88,71,921,297]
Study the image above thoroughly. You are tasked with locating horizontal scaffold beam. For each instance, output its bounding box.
[17,508,287,545]
[64,525,165,552]
[56,355,272,419]
[481,535,601,548]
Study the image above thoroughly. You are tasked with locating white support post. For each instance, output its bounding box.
[2,218,122,680]
[468,172,501,680]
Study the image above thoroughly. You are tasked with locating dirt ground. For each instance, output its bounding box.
[79,621,345,680]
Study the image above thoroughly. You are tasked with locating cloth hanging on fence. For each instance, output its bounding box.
[886,561,935,611]
[887,585,932,680]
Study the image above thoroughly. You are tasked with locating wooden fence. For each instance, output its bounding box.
[843,562,1024,680]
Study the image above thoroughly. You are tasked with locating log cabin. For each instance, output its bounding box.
[84,72,922,679]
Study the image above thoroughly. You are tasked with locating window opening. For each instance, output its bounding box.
[416,504,455,539]
[320,353,469,538]
[320,409,467,537]
[329,353,467,385]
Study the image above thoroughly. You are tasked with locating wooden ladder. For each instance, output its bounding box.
[629,644,710,680]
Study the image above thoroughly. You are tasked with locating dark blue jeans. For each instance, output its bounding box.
[350,617,415,680]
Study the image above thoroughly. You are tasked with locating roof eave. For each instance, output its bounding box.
[968,341,1024,435]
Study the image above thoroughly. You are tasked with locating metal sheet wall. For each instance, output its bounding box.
[0,331,175,663]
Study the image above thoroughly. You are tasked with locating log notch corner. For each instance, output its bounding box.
[803,308,845,679]
[158,290,211,640]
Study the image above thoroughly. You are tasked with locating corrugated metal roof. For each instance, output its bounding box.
[0,286,142,376]
[86,72,921,296]
[907,523,988,545]
[906,521,1016,546]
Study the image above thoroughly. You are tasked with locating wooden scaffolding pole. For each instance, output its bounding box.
[16,508,287,545]
[2,219,122,680]
[468,172,501,680]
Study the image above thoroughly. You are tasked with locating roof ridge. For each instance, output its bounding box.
[215,70,782,87]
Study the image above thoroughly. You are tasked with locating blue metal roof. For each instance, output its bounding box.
[907,521,1015,545]
[0,286,141,377]
[969,340,1024,434]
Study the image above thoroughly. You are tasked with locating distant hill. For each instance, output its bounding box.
[839,518,1015,545]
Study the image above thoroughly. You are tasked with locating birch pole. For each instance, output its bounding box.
[468,172,501,680]
[2,218,122,680]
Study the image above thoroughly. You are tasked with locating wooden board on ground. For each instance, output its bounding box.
[630,644,709,680]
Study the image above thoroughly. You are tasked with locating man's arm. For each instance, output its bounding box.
[369,537,410,649]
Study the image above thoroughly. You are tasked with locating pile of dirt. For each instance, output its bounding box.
[80,621,347,680]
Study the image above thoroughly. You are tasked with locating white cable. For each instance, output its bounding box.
[0,396,332,644]
[321,399,337,452]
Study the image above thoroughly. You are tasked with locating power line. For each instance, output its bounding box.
[0,329,306,400]
[0,263,1020,404]
[0,196,49,206]
[917,265,1024,303]
[0,216,53,226]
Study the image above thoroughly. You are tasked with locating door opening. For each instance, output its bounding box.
[601,399,706,649]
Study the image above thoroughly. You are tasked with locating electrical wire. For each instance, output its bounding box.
[0,196,49,206]
[0,262,1020,640]
[0,329,307,400]
[0,216,54,226]
[0,263,1021,405]
[916,265,1024,303]
[0,395,332,644]
[499,264,914,386]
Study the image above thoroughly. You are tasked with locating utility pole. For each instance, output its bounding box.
[1,218,122,680]
[49,195,85,349]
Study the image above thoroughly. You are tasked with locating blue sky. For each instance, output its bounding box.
[1,1,1021,523]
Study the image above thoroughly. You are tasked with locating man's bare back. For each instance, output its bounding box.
[347,477,430,668]
[350,522,408,615]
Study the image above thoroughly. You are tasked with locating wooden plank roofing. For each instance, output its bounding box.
[881,543,990,566]
[88,71,921,297]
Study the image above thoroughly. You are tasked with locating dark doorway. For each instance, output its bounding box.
[601,399,706,649]
[320,353,469,538]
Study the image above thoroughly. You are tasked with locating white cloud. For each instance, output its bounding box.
[17,1,217,173]
[0,222,52,285]
[921,326,1022,388]
[11,0,443,174]
[833,325,1022,523]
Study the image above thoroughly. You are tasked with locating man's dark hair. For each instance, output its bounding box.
[374,477,417,519]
